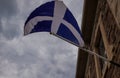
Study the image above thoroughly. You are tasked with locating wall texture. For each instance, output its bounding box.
[84,0,120,78]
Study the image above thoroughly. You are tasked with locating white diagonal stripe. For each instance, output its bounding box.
[51,0,67,33]
[24,16,53,35]
[62,20,84,47]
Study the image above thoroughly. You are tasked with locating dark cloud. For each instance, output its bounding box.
[0,0,19,40]
[0,19,21,40]
[0,0,18,18]
[0,20,2,33]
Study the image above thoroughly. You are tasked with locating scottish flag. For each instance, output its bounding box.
[24,0,84,47]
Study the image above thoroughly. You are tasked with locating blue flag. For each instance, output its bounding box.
[24,0,84,47]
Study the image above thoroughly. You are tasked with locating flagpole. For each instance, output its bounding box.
[79,47,109,61]
[79,47,120,67]
[50,32,120,67]
[50,32,79,47]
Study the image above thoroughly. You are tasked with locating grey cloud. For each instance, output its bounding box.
[0,0,82,78]
[0,0,19,40]
[0,20,2,28]
[0,0,18,18]
[0,20,3,33]
[0,34,77,78]
[66,0,84,17]
[0,58,19,78]
[0,18,21,40]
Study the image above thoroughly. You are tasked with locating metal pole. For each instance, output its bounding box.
[79,47,110,62]
[79,47,120,67]
[50,32,120,67]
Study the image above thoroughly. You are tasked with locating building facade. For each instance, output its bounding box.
[76,0,120,78]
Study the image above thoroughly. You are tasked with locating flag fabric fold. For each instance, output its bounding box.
[24,0,84,47]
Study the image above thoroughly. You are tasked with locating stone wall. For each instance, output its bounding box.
[85,55,97,78]
[93,0,120,78]
[101,0,120,46]
[107,0,120,27]
[84,0,120,77]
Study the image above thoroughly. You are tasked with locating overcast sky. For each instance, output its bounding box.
[0,0,84,78]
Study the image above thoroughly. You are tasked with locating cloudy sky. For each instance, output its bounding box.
[0,0,84,78]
